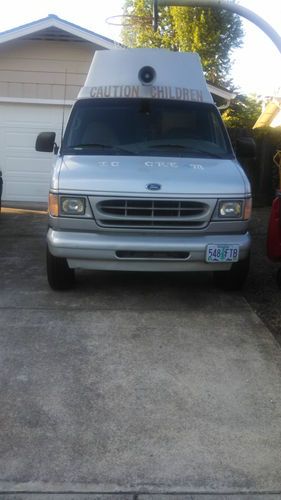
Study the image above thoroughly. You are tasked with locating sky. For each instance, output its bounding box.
[0,0,280,96]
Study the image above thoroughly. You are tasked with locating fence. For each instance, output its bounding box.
[228,127,281,206]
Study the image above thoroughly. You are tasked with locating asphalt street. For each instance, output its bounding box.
[0,207,281,499]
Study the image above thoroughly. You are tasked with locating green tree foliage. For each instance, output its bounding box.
[121,0,243,86]
[222,94,262,128]
[121,0,174,49]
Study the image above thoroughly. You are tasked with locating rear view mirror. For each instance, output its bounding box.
[236,137,256,159]
[36,132,56,153]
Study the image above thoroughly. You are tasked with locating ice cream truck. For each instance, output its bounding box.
[36,48,255,290]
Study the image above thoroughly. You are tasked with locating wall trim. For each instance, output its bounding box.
[0,97,74,105]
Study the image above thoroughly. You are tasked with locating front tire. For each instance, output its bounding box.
[213,255,250,291]
[46,246,75,290]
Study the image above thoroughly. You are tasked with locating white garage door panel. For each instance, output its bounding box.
[5,157,52,201]
[6,129,49,148]
[6,156,52,173]
[0,103,71,203]
[6,181,51,201]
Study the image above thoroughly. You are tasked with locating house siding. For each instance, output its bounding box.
[0,39,100,101]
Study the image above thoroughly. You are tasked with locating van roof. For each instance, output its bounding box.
[78,48,213,104]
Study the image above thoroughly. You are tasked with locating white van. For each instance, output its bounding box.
[36,48,255,290]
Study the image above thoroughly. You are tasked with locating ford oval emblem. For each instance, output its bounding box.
[146,183,161,191]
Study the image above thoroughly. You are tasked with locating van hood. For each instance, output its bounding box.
[56,155,250,197]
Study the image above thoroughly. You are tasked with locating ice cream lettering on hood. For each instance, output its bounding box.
[54,155,250,197]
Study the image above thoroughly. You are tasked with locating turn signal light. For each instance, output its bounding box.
[48,193,59,217]
[244,198,252,220]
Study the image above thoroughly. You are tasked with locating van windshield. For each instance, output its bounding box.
[62,98,234,159]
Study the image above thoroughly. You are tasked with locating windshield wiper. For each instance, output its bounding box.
[70,143,134,154]
[147,144,223,158]
[148,144,187,149]
[186,149,223,158]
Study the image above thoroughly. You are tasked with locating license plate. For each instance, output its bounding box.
[206,244,239,263]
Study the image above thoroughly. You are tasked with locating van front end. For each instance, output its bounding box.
[47,193,251,273]
[45,153,252,290]
[35,48,254,290]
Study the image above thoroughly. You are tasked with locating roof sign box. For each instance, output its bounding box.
[78,48,213,104]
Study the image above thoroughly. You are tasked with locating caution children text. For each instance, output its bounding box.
[89,85,204,102]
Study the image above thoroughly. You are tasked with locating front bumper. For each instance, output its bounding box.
[47,228,251,272]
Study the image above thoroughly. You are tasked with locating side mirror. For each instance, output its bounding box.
[36,132,56,153]
[236,137,256,159]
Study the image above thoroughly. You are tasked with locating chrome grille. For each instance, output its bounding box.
[91,198,212,229]
[100,199,204,217]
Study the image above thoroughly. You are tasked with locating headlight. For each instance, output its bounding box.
[60,197,86,216]
[218,200,243,218]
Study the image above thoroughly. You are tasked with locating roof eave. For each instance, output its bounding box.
[0,16,117,49]
[207,83,236,100]
[253,102,281,128]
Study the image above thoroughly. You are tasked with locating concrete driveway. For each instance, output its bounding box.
[0,207,281,499]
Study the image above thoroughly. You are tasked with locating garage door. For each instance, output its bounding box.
[0,102,71,203]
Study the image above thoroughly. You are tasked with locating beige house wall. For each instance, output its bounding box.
[0,39,101,100]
